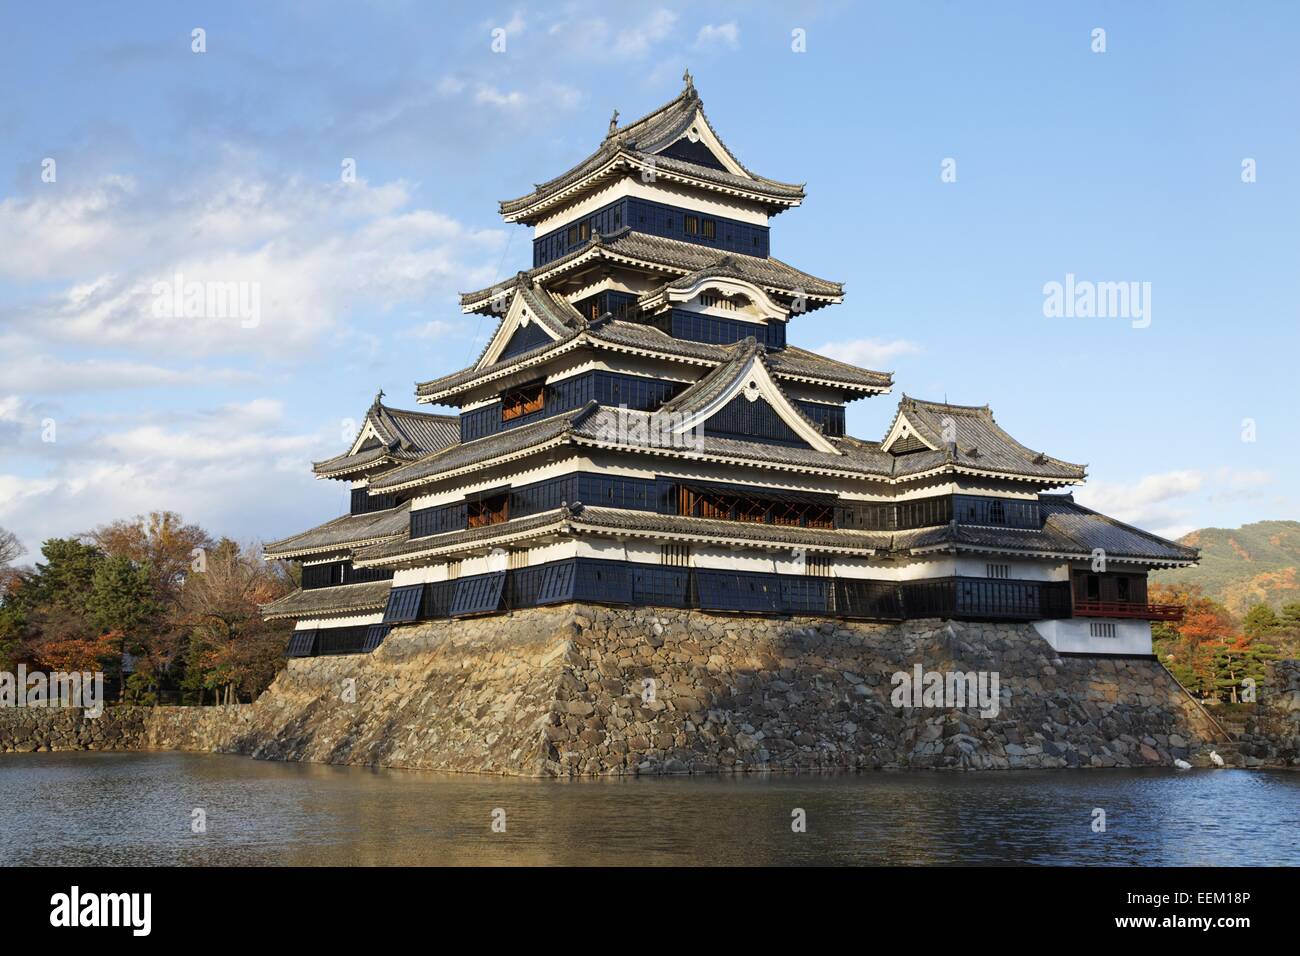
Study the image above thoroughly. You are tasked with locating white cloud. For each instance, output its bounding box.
[0,166,506,359]
[475,85,525,108]
[1076,470,1205,539]
[0,354,254,393]
[0,398,345,556]
[613,9,678,57]
[695,22,740,50]
[816,337,921,368]
[409,318,468,339]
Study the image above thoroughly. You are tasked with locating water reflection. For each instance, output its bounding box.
[0,753,1296,866]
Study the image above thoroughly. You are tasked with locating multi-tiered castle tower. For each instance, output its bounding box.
[263,74,1195,658]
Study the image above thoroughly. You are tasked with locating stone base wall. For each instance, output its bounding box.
[4,605,1282,775]
[1235,660,1300,767]
[0,703,251,753]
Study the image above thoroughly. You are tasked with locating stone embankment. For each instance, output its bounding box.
[1,606,1295,775]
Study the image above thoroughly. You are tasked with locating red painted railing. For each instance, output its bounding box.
[1073,600,1184,622]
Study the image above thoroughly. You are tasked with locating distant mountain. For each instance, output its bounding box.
[1152,520,1300,615]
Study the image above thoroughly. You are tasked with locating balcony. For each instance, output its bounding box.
[1072,600,1183,622]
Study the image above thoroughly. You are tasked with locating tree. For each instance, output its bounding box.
[87,511,213,603]
[89,555,164,700]
[171,539,292,704]
[1150,583,1239,700]
[1243,604,1280,641]
[0,527,24,588]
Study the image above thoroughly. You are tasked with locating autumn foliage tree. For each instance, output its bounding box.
[1151,582,1287,703]
[170,539,294,704]
[0,514,294,704]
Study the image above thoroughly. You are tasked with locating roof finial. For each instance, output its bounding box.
[607,108,619,135]
[375,387,385,405]
[683,67,694,93]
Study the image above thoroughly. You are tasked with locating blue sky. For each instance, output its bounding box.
[1,1,1296,558]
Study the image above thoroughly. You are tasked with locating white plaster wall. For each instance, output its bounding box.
[532,177,770,234]
[953,556,1068,582]
[295,612,384,631]
[1033,618,1153,656]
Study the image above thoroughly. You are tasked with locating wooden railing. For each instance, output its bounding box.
[1073,600,1184,622]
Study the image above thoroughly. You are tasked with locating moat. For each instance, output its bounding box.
[2,752,1296,866]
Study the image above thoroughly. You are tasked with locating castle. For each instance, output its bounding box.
[262,73,1196,659]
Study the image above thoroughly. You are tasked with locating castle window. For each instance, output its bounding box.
[1089,622,1117,639]
[685,214,699,236]
[701,219,716,239]
[805,553,832,577]
[508,549,529,571]
[467,493,509,529]
[660,544,690,567]
[578,221,590,241]
[567,225,578,245]
[1116,576,1131,602]
[447,559,462,580]
[986,563,1009,580]
[502,384,544,422]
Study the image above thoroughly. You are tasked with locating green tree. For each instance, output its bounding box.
[88,555,163,700]
[1242,604,1280,641]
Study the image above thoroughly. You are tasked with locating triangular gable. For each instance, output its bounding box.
[477,289,564,369]
[653,107,752,179]
[658,135,728,171]
[344,408,394,459]
[881,409,943,454]
[669,348,840,454]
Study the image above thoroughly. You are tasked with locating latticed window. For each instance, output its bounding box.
[446,559,462,580]
[501,384,544,422]
[986,563,1009,579]
[467,493,509,529]
[660,544,690,567]
[508,549,529,571]
[678,484,835,528]
[805,553,832,577]
[735,493,768,523]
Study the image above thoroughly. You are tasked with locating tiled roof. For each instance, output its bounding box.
[372,394,1085,496]
[260,580,392,621]
[659,336,765,415]
[355,504,892,569]
[354,510,569,565]
[883,396,1087,482]
[498,82,804,222]
[313,396,459,478]
[369,403,600,492]
[415,319,891,403]
[459,228,842,312]
[1039,495,1199,562]
[354,494,1195,571]
[573,506,889,554]
[263,503,411,560]
[656,336,834,447]
[892,495,1197,565]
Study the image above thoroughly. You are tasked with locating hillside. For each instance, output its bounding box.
[1152,520,1300,615]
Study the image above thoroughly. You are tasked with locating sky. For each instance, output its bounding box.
[0,0,1297,561]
